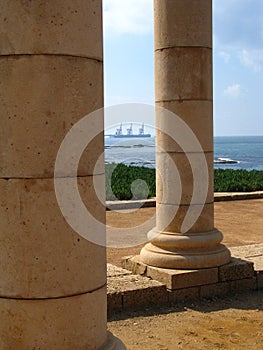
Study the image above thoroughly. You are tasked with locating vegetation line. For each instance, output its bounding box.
[105,163,263,201]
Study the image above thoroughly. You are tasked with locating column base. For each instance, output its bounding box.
[100,332,126,350]
[140,228,231,269]
[140,243,231,269]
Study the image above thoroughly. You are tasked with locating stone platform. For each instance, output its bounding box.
[106,191,263,211]
[107,244,263,316]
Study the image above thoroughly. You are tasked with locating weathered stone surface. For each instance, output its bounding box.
[0,1,112,348]
[230,244,263,259]
[141,242,230,270]
[154,0,212,49]
[107,292,123,314]
[257,271,263,289]
[107,264,132,278]
[230,244,263,271]
[139,0,231,270]
[107,274,165,294]
[200,282,230,298]
[156,151,214,205]
[0,176,106,298]
[215,192,263,202]
[229,277,257,292]
[0,55,103,178]
[156,100,213,153]
[148,229,223,251]
[146,265,218,290]
[122,285,168,309]
[156,202,214,233]
[0,0,103,59]
[219,258,255,282]
[121,255,147,275]
[107,274,167,310]
[168,286,199,302]
[155,47,212,102]
[0,287,107,350]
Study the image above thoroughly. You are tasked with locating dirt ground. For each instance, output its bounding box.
[106,199,263,350]
[108,291,263,349]
[107,199,263,266]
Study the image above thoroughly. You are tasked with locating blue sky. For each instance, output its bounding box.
[103,0,263,136]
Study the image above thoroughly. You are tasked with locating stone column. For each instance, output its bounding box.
[140,0,231,269]
[0,1,124,349]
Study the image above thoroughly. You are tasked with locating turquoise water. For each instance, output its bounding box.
[105,136,263,171]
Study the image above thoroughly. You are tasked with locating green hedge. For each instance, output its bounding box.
[105,163,156,200]
[214,169,263,192]
[105,163,263,200]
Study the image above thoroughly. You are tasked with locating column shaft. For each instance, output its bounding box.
[0,1,124,348]
[140,0,230,269]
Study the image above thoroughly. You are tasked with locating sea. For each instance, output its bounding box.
[105,135,263,171]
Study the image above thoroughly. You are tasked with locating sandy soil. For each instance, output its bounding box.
[106,199,263,349]
[107,199,263,266]
[108,291,263,349]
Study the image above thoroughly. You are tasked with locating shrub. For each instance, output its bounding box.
[105,163,263,200]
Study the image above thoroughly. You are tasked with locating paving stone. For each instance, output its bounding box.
[107,273,167,312]
[146,265,218,290]
[218,258,254,282]
[247,255,263,272]
[107,274,165,294]
[230,244,263,265]
[107,264,132,278]
[121,255,147,275]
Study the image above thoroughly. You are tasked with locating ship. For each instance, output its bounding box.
[109,123,151,138]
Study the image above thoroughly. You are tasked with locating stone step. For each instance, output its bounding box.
[107,244,263,315]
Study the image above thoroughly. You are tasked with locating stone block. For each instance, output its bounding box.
[168,286,199,302]
[107,274,164,293]
[155,202,214,233]
[200,282,230,298]
[0,55,103,178]
[107,273,167,310]
[218,258,255,282]
[122,285,168,310]
[156,151,214,205]
[257,271,263,289]
[107,292,123,314]
[0,287,107,350]
[0,0,103,59]
[230,244,263,272]
[155,47,212,102]
[107,264,132,278]
[154,0,212,49]
[0,176,106,298]
[229,277,257,292]
[146,265,218,290]
[121,255,147,275]
[156,100,213,153]
[230,243,263,261]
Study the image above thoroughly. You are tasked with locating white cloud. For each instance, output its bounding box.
[239,49,263,72]
[224,84,241,97]
[103,0,153,36]
[219,51,230,63]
